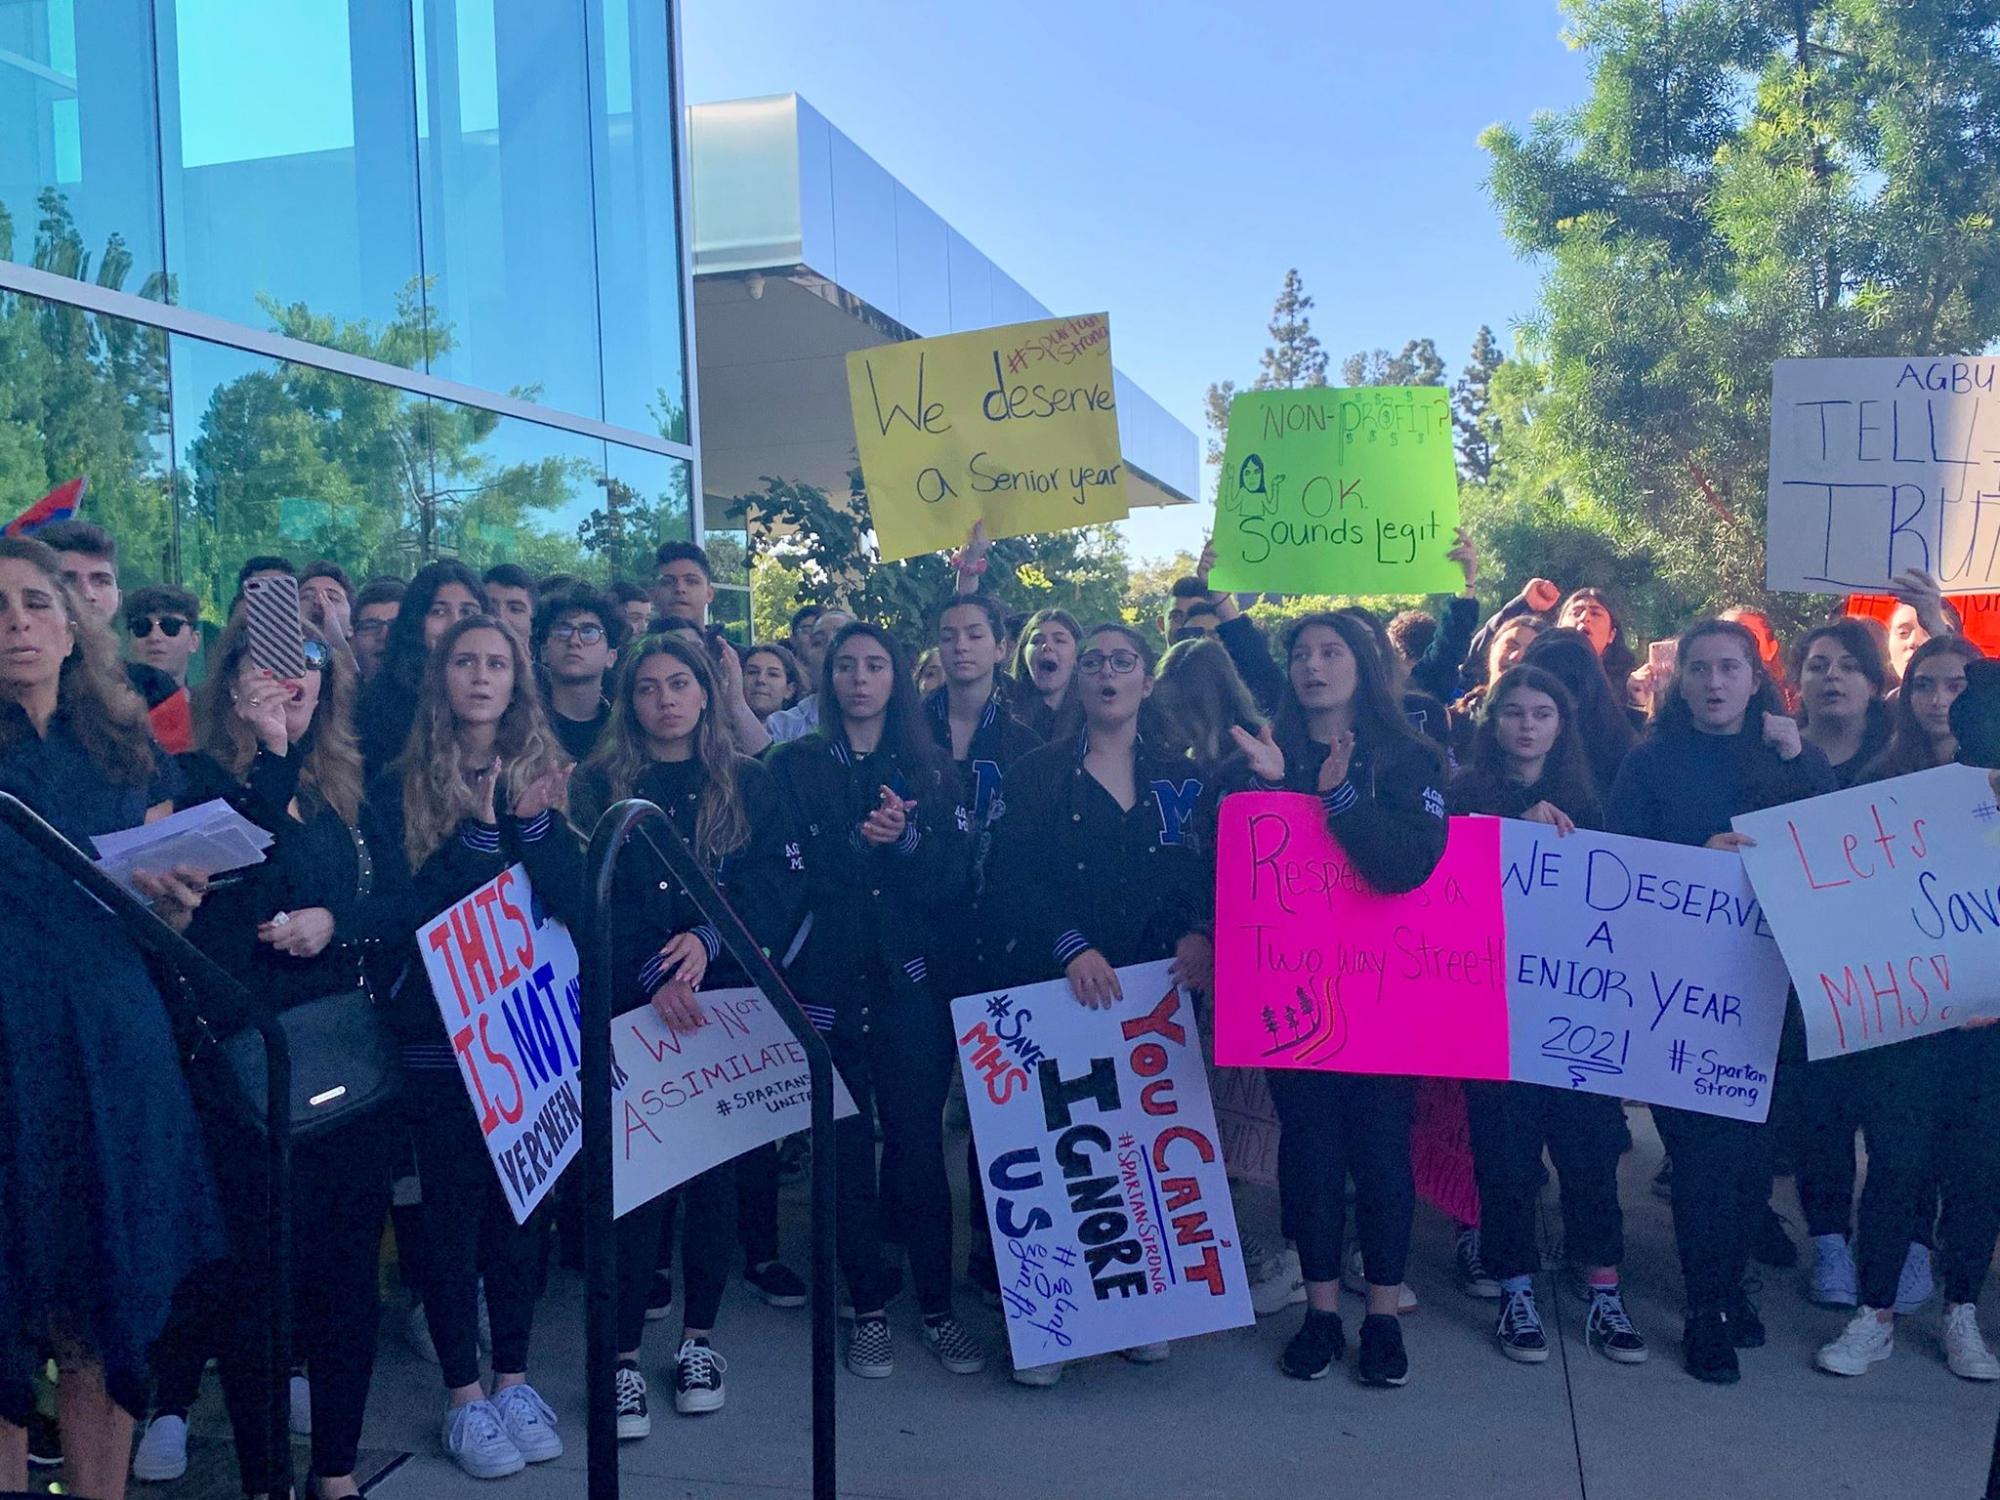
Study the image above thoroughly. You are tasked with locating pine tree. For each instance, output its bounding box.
[1453,324,1505,484]
[1202,268,1327,467]
[1341,338,1446,388]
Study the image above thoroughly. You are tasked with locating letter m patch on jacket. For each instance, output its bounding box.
[1148,778,1203,847]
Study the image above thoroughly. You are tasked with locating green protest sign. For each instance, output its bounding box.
[1208,386,1463,596]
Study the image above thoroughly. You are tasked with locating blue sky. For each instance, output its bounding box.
[683,0,1594,563]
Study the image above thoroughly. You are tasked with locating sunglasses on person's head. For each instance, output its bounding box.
[129,615,190,639]
[1078,648,1142,677]
[551,621,606,644]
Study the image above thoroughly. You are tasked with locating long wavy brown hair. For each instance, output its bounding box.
[577,635,747,867]
[400,614,567,868]
[195,615,364,825]
[0,537,154,786]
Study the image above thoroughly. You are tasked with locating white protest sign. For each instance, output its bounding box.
[610,987,856,1218]
[417,864,583,1223]
[1734,764,2000,1058]
[1767,357,2000,595]
[953,961,1253,1367]
[1498,822,1792,1121]
[1209,1066,1279,1190]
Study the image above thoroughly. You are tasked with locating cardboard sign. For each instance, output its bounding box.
[1768,358,2000,595]
[1498,822,1792,1121]
[1734,764,2000,1057]
[846,313,1129,562]
[610,987,856,1218]
[1212,796,1509,1079]
[418,865,583,1223]
[953,962,1253,1367]
[1209,1066,1279,1190]
[1208,387,1463,596]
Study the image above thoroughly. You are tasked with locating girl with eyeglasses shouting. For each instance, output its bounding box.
[982,623,1221,1388]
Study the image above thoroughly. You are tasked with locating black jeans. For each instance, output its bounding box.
[1856,1028,2000,1308]
[1795,1051,1868,1240]
[652,1143,781,1272]
[1652,1106,1770,1313]
[175,1101,395,1493]
[406,1070,545,1391]
[1464,1082,1624,1280]
[1266,1069,1415,1288]
[617,1163,736,1350]
[828,997,957,1316]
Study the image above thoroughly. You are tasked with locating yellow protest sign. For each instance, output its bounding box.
[845,313,1130,562]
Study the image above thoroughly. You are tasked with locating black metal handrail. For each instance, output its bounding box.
[581,800,836,1500]
[0,791,292,1489]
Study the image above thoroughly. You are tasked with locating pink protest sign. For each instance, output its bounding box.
[1213,794,1509,1080]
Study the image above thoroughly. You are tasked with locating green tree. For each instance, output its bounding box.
[1202,268,1330,469]
[1341,338,1447,388]
[1483,0,2000,626]
[1453,324,1506,484]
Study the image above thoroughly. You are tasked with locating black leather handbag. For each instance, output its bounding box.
[206,822,401,1141]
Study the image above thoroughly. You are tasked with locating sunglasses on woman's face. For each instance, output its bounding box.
[129,615,190,639]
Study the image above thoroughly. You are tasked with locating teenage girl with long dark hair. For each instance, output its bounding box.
[355,560,485,778]
[766,621,986,1382]
[1816,637,2000,1382]
[1009,608,1082,739]
[1450,666,1648,1368]
[573,635,802,1434]
[1250,613,1449,1389]
[1608,619,1835,1383]
[983,623,1224,1387]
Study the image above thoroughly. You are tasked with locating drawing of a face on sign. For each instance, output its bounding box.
[1237,453,1266,495]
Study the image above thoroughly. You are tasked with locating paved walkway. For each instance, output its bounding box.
[105,1110,2000,1499]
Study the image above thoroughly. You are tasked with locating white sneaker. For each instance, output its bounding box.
[1806,1234,1858,1308]
[442,1398,525,1481]
[1945,1303,2000,1381]
[491,1382,563,1463]
[1251,1246,1307,1317]
[1816,1308,1895,1376]
[131,1413,189,1482]
[1119,1341,1170,1365]
[1343,1245,1418,1313]
[1010,1360,1065,1388]
[1895,1242,1937,1315]
[288,1373,312,1437]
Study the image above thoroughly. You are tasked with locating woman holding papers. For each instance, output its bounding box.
[1608,618,1835,1384]
[983,623,1220,1387]
[359,614,581,1481]
[1242,614,1448,1389]
[0,537,222,1500]
[1817,636,2000,1382]
[1449,665,1649,1368]
[572,634,802,1434]
[766,621,987,1384]
[139,616,392,1499]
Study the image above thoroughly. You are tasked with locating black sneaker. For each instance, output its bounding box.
[846,1316,893,1379]
[745,1259,807,1309]
[673,1337,727,1414]
[1584,1286,1649,1364]
[1455,1227,1501,1299]
[1356,1313,1409,1387]
[1725,1289,1766,1349]
[644,1270,674,1322]
[1753,1208,1797,1269]
[1496,1287,1550,1363]
[1280,1309,1345,1380]
[1682,1310,1740,1384]
[26,1410,61,1468]
[614,1361,651,1440]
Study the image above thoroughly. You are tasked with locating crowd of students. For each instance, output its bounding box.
[1,514,1997,1499]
